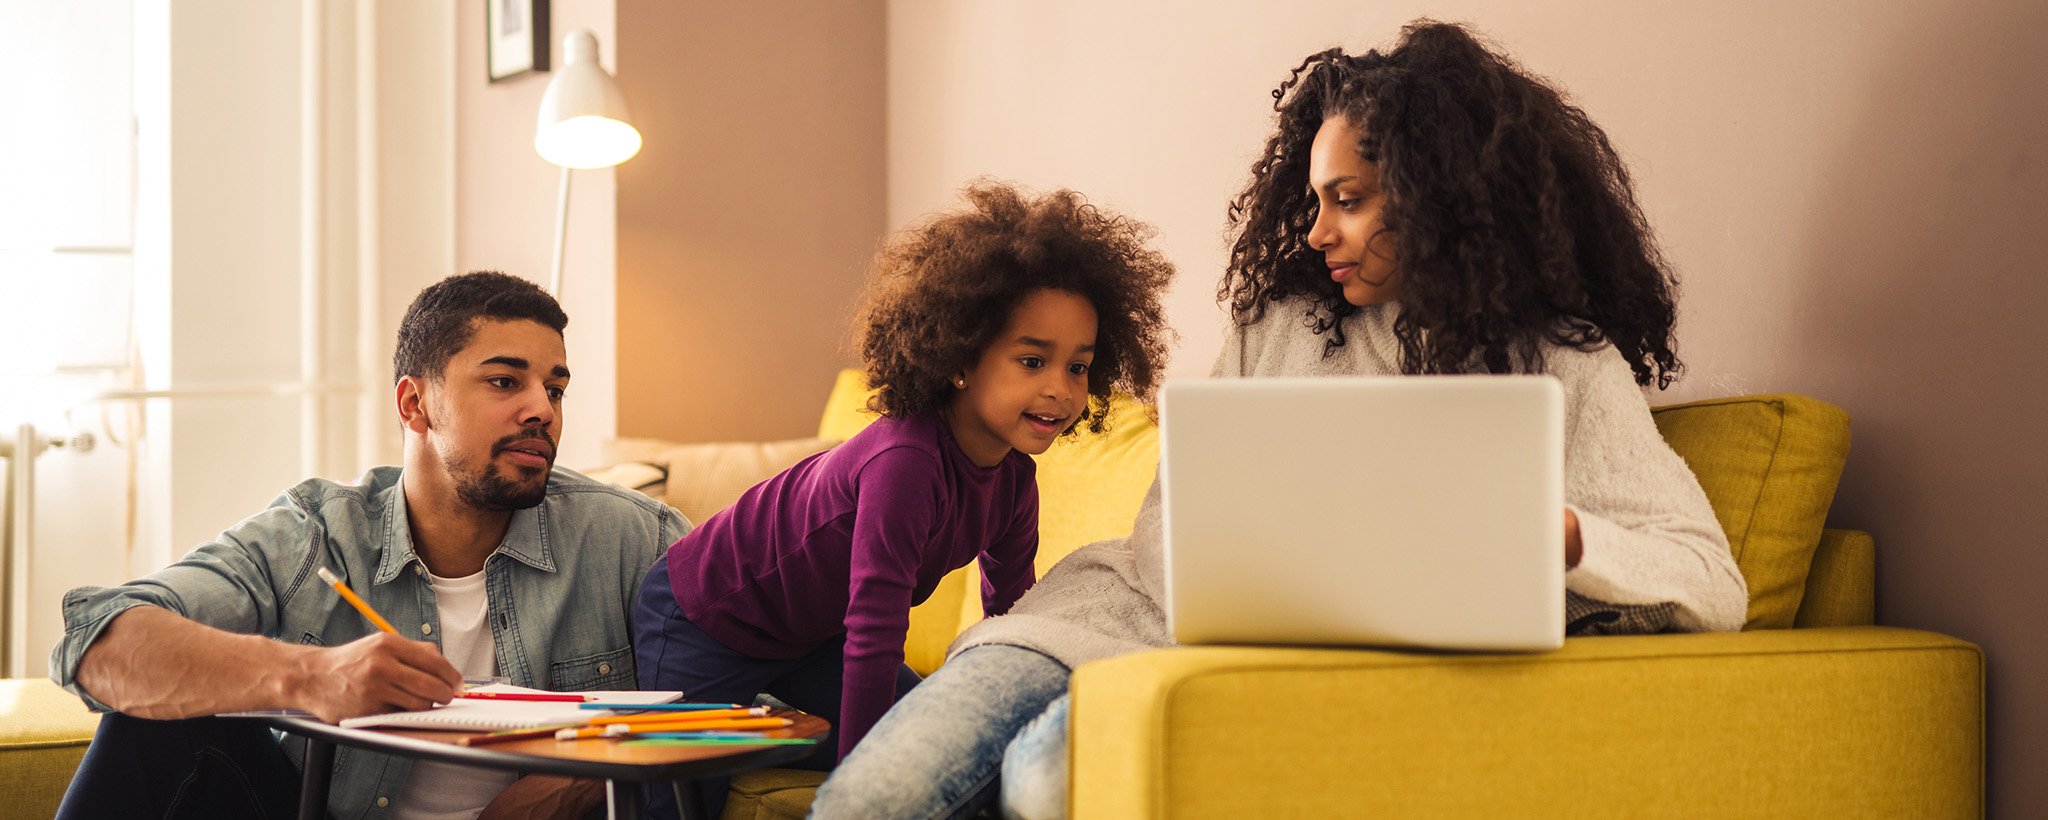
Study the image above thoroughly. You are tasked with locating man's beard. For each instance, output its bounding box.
[450,431,552,512]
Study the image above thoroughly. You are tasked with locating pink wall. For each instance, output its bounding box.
[456,0,618,470]
[614,0,885,443]
[887,0,2047,811]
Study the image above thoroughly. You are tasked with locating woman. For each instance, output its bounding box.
[809,20,1747,820]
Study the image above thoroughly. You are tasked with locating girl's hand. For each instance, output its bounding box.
[1564,508,1583,569]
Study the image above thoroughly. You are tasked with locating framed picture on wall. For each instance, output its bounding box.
[487,0,550,82]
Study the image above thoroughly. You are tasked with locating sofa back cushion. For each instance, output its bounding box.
[817,369,1159,574]
[657,437,842,527]
[1649,394,1852,629]
[821,373,1855,649]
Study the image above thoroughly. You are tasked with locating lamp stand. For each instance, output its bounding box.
[549,164,571,296]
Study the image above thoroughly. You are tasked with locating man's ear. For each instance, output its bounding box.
[396,376,434,434]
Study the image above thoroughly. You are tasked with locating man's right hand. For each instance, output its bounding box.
[75,606,464,722]
[288,632,464,723]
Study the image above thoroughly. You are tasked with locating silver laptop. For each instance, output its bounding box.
[1160,376,1565,652]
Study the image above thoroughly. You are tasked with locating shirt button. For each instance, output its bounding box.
[420,623,433,635]
[598,663,611,675]
[377,797,389,807]
[413,565,423,575]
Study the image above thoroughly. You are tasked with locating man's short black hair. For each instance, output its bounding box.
[393,271,568,385]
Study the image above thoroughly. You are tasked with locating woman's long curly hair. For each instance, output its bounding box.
[1221,20,1682,388]
[855,180,1176,435]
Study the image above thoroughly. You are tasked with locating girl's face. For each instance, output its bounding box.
[1305,116,1400,306]
[944,288,1098,468]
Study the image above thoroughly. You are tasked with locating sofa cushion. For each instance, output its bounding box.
[724,769,827,820]
[817,368,881,442]
[1795,529,1876,628]
[0,678,102,820]
[1649,394,1851,630]
[653,437,841,528]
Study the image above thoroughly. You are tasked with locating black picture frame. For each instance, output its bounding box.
[486,0,550,83]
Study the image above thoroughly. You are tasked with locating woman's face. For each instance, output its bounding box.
[1305,116,1399,306]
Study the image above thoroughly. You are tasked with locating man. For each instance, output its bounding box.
[50,271,688,819]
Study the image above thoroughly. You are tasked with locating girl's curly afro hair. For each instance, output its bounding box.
[1223,20,1683,388]
[855,180,1177,435]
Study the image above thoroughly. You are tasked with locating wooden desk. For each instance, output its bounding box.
[262,709,828,820]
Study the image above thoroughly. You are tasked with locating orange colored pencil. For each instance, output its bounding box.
[613,717,791,734]
[590,707,766,726]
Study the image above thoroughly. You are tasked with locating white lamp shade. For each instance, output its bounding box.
[535,30,640,169]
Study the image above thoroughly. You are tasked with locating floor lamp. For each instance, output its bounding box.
[535,29,641,296]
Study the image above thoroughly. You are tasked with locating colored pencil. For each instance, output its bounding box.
[554,724,634,741]
[554,717,791,739]
[455,691,592,702]
[456,723,589,746]
[621,738,817,747]
[610,717,791,734]
[589,707,766,726]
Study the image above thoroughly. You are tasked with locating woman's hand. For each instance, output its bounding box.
[1564,508,1583,569]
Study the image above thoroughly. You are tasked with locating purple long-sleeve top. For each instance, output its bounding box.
[663,413,1039,758]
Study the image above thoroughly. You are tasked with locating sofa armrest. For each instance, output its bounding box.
[1069,627,1981,819]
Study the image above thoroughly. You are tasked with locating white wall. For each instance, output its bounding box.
[888,0,2048,812]
[145,0,454,565]
[157,1,308,568]
[0,0,455,678]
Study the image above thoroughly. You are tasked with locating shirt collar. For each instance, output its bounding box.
[374,475,559,584]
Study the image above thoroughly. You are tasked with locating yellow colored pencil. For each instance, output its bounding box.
[590,707,767,726]
[317,566,399,635]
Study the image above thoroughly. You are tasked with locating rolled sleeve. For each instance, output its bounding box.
[48,500,320,710]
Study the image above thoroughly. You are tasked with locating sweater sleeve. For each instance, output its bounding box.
[1555,347,1749,633]
[1122,338,1246,610]
[978,478,1039,617]
[839,447,943,758]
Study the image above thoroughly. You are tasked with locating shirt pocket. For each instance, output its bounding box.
[549,645,636,691]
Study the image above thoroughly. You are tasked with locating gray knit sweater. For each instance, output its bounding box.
[949,298,1748,669]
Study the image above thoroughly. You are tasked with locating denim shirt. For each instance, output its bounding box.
[49,465,689,820]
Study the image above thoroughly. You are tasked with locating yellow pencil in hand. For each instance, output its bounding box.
[317,566,399,635]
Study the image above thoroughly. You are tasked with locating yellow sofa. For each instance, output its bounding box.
[697,371,1982,819]
[6,371,1982,819]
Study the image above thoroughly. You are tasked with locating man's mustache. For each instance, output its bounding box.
[492,429,556,457]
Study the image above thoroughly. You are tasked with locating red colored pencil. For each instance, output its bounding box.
[455,691,591,702]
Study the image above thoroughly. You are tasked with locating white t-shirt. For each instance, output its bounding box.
[390,567,520,820]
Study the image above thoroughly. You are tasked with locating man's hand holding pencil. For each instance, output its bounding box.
[286,631,464,723]
[284,567,464,723]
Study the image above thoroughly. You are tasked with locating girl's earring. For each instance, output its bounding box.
[956,379,966,389]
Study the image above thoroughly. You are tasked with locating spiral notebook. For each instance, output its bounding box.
[338,683,685,731]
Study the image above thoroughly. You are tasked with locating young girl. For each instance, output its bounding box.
[813,21,1746,820]
[632,181,1174,818]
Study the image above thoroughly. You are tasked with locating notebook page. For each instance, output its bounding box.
[338,683,684,731]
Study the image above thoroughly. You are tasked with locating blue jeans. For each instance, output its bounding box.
[55,712,303,820]
[809,644,1072,820]
[634,560,920,820]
